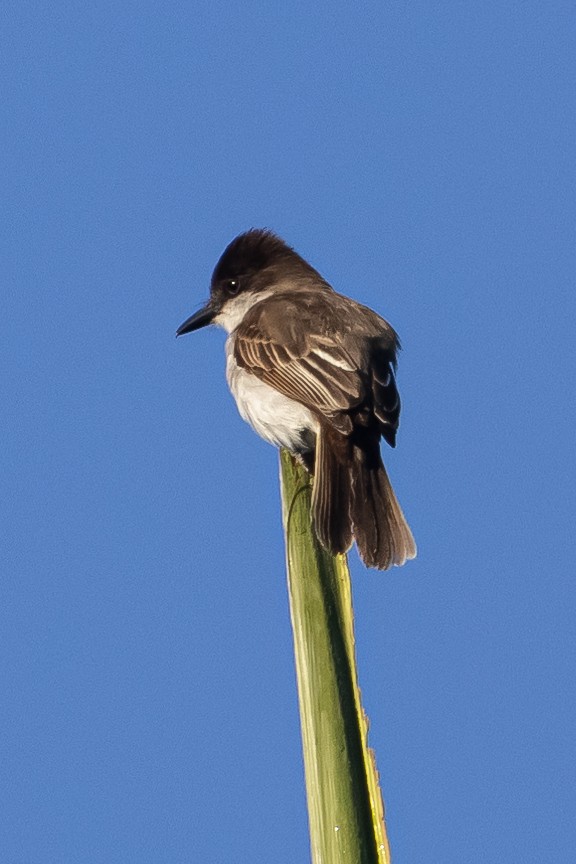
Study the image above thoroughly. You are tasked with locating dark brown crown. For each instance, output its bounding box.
[211,229,311,285]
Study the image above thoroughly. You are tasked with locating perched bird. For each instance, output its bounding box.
[177,229,416,569]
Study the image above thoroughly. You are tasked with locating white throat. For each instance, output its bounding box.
[213,290,274,333]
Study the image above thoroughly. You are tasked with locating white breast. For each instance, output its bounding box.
[225,338,317,453]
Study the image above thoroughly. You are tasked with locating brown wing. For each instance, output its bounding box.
[234,290,399,438]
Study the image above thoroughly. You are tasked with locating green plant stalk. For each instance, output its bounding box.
[279,450,391,864]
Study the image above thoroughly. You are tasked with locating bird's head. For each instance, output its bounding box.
[177,229,326,336]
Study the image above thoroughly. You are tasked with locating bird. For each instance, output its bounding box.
[177,229,416,569]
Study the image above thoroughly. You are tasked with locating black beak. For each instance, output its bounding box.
[176,302,215,336]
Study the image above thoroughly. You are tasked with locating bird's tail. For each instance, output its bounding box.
[312,427,416,570]
[350,439,416,569]
[311,427,353,556]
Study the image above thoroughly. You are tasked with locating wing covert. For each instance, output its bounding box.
[233,294,366,416]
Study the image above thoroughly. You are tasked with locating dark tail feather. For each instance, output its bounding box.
[311,428,353,555]
[350,446,416,570]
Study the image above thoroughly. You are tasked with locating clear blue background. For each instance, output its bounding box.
[2,2,574,862]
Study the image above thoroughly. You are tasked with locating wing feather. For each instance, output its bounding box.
[233,291,398,424]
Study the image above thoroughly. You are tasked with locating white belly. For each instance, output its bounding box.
[225,340,317,453]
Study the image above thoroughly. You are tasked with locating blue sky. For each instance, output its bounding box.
[2,2,575,862]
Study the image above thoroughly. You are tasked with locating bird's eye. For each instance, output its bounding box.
[225,279,240,295]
